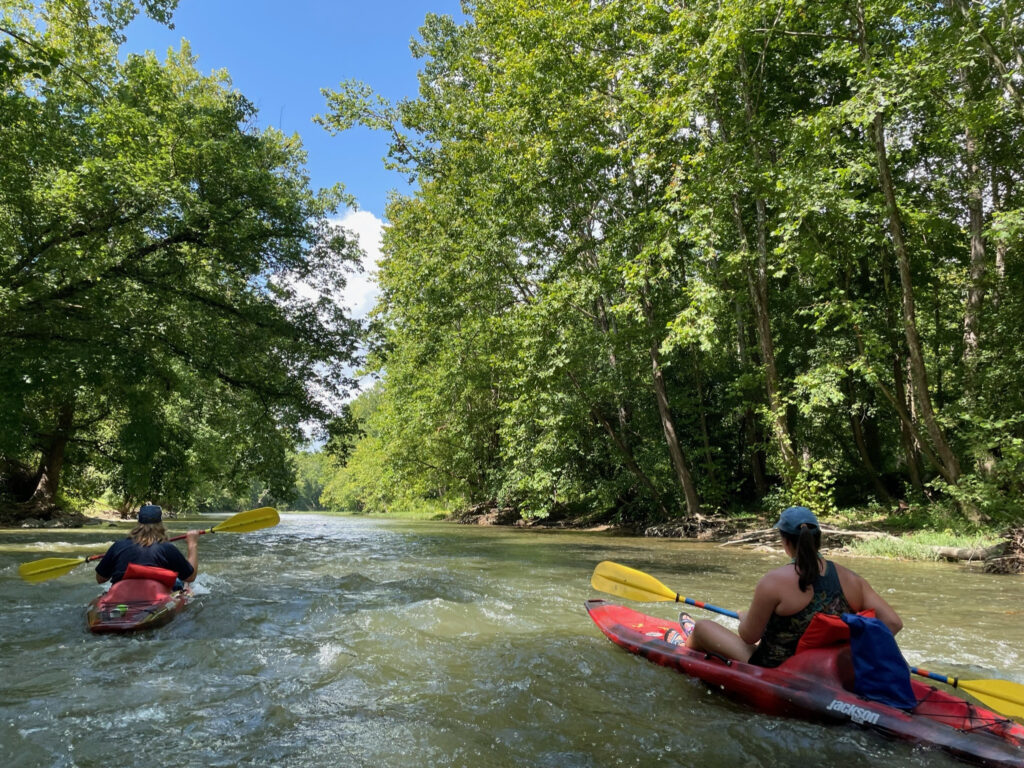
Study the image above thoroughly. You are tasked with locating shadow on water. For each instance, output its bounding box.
[0,513,1019,768]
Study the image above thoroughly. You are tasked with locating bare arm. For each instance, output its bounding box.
[738,573,782,644]
[837,564,903,635]
[858,580,903,635]
[183,530,200,583]
[94,547,116,584]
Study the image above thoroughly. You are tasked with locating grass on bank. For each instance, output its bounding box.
[845,530,1002,560]
[292,499,450,521]
[825,502,1007,560]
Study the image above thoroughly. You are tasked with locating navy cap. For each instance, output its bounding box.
[138,504,162,524]
[774,506,818,535]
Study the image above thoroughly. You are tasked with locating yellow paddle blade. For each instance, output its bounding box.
[958,678,1024,723]
[591,561,678,602]
[18,556,87,583]
[210,507,279,534]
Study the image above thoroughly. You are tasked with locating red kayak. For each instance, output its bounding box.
[586,599,1024,767]
[86,578,191,634]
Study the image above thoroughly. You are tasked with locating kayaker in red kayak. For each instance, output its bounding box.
[94,504,201,589]
[685,506,903,667]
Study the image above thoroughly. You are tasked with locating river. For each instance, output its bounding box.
[2,513,1023,767]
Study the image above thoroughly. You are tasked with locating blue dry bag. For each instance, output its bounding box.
[842,612,917,710]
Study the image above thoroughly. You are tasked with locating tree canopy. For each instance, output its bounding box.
[0,1,361,516]
[320,0,1024,527]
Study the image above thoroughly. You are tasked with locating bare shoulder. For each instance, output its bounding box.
[833,561,870,584]
[758,563,796,590]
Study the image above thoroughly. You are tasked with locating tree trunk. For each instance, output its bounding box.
[691,349,718,485]
[593,291,631,432]
[28,400,75,509]
[891,353,925,493]
[117,498,136,520]
[946,0,1023,109]
[564,369,669,518]
[734,295,769,495]
[731,192,799,477]
[876,244,925,493]
[735,51,800,478]
[851,318,932,491]
[649,347,702,517]
[850,402,895,505]
[871,115,961,482]
[991,169,1007,308]
[592,406,670,519]
[642,290,702,517]
[962,126,986,375]
[855,2,963,490]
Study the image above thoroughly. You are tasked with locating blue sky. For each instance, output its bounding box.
[122,0,464,317]
[123,0,462,217]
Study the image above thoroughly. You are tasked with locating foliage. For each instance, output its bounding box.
[0,1,361,515]
[289,450,331,511]
[316,0,1024,530]
[319,383,465,516]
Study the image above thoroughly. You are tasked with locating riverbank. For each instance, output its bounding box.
[448,503,1024,573]
[5,501,1022,573]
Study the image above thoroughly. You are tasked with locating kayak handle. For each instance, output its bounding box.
[702,651,733,666]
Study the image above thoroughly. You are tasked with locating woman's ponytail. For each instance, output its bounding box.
[790,524,821,591]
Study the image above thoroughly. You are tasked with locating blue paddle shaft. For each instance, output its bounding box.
[679,595,740,619]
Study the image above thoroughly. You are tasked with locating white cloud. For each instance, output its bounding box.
[337,209,383,319]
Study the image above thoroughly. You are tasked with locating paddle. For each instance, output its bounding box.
[591,560,1024,722]
[591,560,739,618]
[18,507,281,583]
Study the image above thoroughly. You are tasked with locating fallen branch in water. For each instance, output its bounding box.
[930,543,1005,563]
[718,526,891,548]
[986,527,1024,574]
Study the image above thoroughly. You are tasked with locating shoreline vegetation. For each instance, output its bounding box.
[310,0,1024,549]
[256,505,1024,571]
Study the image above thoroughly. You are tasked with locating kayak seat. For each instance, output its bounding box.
[96,578,172,608]
[779,645,857,692]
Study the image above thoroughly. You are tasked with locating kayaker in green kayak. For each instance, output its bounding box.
[685,506,903,667]
[94,504,201,589]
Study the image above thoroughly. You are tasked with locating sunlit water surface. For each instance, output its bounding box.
[2,514,1022,767]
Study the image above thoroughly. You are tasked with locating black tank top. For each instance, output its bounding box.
[747,560,851,668]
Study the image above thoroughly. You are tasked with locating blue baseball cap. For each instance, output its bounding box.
[775,506,818,535]
[138,504,162,524]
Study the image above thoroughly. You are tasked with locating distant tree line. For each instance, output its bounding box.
[318,0,1024,526]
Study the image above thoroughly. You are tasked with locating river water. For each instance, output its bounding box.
[2,513,1023,768]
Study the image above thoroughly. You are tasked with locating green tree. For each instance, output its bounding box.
[0,3,361,517]
[319,0,1024,527]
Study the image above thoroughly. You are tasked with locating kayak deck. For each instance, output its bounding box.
[86,578,191,634]
[586,599,1024,767]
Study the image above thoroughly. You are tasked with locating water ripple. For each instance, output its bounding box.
[0,514,1016,768]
